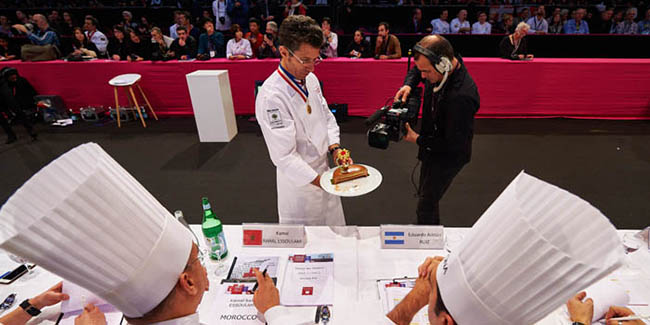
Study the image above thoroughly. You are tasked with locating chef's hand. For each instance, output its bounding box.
[74,303,106,325]
[30,282,70,309]
[404,122,419,143]
[417,256,444,279]
[567,292,593,325]
[253,269,280,314]
[605,306,644,325]
[395,85,411,102]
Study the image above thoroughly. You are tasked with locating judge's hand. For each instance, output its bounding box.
[517,54,525,59]
[75,304,106,325]
[417,256,444,279]
[376,36,383,45]
[379,55,388,60]
[526,54,534,59]
[180,55,188,60]
[404,122,419,143]
[253,269,280,314]
[567,292,593,325]
[395,85,411,102]
[605,306,644,325]
[112,54,121,60]
[30,282,70,310]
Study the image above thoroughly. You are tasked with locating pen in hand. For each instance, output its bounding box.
[252,268,267,292]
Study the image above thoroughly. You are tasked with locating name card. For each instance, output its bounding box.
[242,223,306,248]
[380,224,444,249]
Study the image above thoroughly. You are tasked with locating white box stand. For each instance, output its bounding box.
[186,70,238,142]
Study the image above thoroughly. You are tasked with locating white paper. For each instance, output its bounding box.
[228,256,279,281]
[585,278,630,322]
[213,283,264,324]
[280,254,334,306]
[60,281,121,325]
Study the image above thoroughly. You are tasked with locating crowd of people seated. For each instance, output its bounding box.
[0,0,648,62]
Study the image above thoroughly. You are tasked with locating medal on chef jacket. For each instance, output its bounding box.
[278,65,311,114]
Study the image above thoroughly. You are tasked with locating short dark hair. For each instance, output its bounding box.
[85,16,98,26]
[177,25,187,33]
[322,17,331,25]
[378,21,389,31]
[354,29,364,37]
[434,285,449,316]
[414,35,454,62]
[203,18,213,26]
[249,17,260,26]
[231,23,242,34]
[278,15,323,52]
[0,33,9,41]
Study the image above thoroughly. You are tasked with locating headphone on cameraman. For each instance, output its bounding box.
[0,67,18,80]
[413,44,452,93]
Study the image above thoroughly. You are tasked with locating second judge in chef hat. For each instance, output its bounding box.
[434,171,624,325]
[0,143,209,324]
[392,171,625,325]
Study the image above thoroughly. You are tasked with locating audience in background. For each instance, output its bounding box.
[614,8,639,34]
[212,0,232,32]
[409,8,427,34]
[527,5,548,33]
[169,10,181,39]
[61,12,75,36]
[84,16,108,56]
[226,23,252,59]
[639,9,650,34]
[591,8,614,34]
[284,0,307,18]
[169,25,197,59]
[198,19,225,59]
[0,16,12,37]
[177,11,201,40]
[0,34,20,61]
[15,10,29,25]
[320,16,338,58]
[257,0,279,25]
[69,27,99,59]
[150,26,173,60]
[13,14,60,48]
[431,9,450,34]
[499,22,533,60]
[547,12,563,34]
[257,20,279,58]
[108,26,130,60]
[245,17,263,58]
[564,8,589,34]
[127,28,150,61]
[121,10,138,30]
[450,9,471,33]
[471,11,491,34]
[345,29,372,58]
[493,13,514,34]
[374,21,401,59]
[229,0,251,31]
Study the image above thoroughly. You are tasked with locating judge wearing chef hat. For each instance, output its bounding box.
[0,143,209,325]
[385,171,625,325]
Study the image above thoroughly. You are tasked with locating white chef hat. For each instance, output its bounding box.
[0,143,193,318]
[436,171,624,325]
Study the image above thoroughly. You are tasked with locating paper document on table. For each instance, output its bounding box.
[60,281,122,325]
[280,253,334,306]
[226,256,280,281]
[212,283,264,324]
[584,277,630,322]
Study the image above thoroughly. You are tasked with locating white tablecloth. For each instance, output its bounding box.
[1,226,649,325]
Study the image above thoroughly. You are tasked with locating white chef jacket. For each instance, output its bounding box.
[146,313,203,325]
[255,66,345,226]
[431,18,450,34]
[85,30,108,54]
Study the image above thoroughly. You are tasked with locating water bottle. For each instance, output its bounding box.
[201,197,228,260]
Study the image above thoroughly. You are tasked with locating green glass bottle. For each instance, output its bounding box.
[201,197,228,260]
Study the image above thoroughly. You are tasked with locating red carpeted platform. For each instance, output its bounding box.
[1,57,649,119]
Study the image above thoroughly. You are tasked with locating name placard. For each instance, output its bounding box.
[380,224,444,249]
[242,223,307,248]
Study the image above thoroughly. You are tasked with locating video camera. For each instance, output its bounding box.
[365,87,422,149]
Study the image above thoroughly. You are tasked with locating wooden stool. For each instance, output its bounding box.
[108,74,158,128]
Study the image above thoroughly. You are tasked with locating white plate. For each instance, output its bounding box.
[320,164,382,197]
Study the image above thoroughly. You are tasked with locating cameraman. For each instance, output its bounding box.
[395,35,479,225]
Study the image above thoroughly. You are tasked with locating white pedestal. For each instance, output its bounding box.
[186,70,238,142]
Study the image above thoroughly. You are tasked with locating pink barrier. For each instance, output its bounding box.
[1,57,649,119]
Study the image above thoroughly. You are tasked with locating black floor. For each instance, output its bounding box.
[1,116,649,229]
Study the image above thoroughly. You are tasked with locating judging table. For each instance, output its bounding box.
[1,225,649,325]
[1,58,649,120]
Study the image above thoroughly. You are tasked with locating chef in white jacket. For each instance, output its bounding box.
[255,15,349,226]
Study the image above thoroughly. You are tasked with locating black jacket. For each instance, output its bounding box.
[170,36,197,59]
[499,36,528,59]
[344,39,372,58]
[403,55,480,165]
[7,76,37,111]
